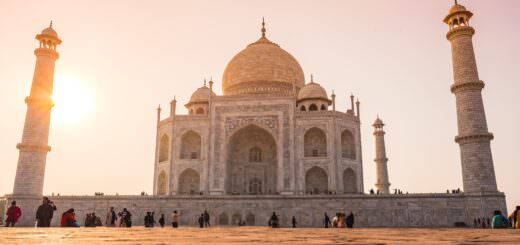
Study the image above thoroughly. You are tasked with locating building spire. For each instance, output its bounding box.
[204,78,207,87]
[310,74,314,83]
[261,17,266,38]
[50,20,53,28]
[454,0,458,5]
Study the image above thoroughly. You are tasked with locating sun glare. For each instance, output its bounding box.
[51,75,93,124]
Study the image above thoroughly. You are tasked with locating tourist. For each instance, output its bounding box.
[35,197,57,227]
[346,212,355,228]
[491,210,509,229]
[171,210,179,228]
[509,206,520,229]
[323,212,331,228]
[203,210,211,227]
[198,214,204,228]
[122,208,132,227]
[106,207,116,227]
[5,200,22,227]
[338,213,345,228]
[269,212,279,228]
[332,214,338,228]
[60,208,79,227]
[159,214,165,228]
[291,216,297,228]
[144,212,154,227]
[116,212,124,227]
[369,189,374,195]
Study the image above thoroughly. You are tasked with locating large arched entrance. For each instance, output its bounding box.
[178,168,200,195]
[305,166,328,194]
[226,124,277,195]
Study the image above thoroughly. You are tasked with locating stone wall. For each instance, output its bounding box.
[4,193,506,228]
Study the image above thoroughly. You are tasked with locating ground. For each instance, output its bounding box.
[0,227,519,244]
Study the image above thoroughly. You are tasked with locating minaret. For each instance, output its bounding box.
[444,1,498,193]
[372,116,390,194]
[13,23,62,196]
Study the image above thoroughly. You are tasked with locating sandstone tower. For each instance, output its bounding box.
[372,117,390,194]
[13,23,61,196]
[444,2,498,193]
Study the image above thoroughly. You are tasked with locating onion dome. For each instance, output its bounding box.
[297,77,330,103]
[372,117,384,127]
[443,1,473,23]
[222,19,305,95]
[36,21,62,44]
[188,86,216,104]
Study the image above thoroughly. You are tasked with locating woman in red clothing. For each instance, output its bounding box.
[60,208,79,227]
[5,200,22,227]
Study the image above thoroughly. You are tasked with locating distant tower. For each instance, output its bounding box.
[373,117,390,194]
[444,2,498,193]
[12,23,62,196]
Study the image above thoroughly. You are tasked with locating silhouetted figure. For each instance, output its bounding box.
[144,212,155,228]
[346,212,355,228]
[159,214,165,228]
[35,197,57,227]
[203,210,210,227]
[122,208,132,227]
[323,212,331,228]
[292,216,297,228]
[5,201,21,227]
[198,214,204,228]
[269,212,279,228]
[369,189,375,195]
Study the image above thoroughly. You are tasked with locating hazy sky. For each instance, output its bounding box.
[1,0,518,212]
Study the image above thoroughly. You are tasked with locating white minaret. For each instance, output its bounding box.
[373,116,390,194]
[444,1,498,193]
[13,23,61,196]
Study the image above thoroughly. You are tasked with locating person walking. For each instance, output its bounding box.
[323,212,331,228]
[291,216,297,228]
[203,210,211,227]
[171,210,179,228]
[159,214,165,228]
[5,200,22,227]
[105,207,116,227]
[198,214,204,228]
[35,197,57,227]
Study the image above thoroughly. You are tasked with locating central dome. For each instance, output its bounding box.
[222,24,305,95]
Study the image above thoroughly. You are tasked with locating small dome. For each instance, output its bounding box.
[189,86,216,103]
[448,4,467,15]
[41,26,58,38]
[373,117,384,127]
[297,82,328,101]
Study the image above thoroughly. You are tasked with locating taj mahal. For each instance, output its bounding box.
[5,2,507,227]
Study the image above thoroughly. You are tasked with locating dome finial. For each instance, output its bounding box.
[310,74,314,83]
[261,17,266,38]
[204,78,207,87]
[50,20,53,28]
[454,0,458,5]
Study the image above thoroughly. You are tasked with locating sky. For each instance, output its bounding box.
[0,0,519,213]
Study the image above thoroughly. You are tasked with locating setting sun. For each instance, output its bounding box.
[51,75,93,124]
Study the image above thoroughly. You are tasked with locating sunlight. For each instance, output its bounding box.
[51,75,93,124]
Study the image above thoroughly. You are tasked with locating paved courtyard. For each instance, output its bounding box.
[0,227,519,244]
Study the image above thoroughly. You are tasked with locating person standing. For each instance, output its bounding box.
[106,207,116,227]
[171,210,179,228]
[35,197,57,227]
[291,216,297,228]
[122,208,132,227]
[323,212,331,228]
[5,200,22,227]
[509,206,520,229]
[198,214,204,228]
[203,210,211,228]
[159,214,165,228]
[346,212,355,228]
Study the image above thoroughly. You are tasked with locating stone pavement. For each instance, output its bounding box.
[0,227,519,244]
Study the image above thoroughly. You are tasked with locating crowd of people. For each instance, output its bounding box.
[4,197,520,229]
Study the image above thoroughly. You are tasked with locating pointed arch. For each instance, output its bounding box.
[343,168,357,193]
[341,130,356,159]
[309,104,318,111]
[196,107,205,114]
[159,134,169,162]
[305,166,328,194]
[178,168,200,195]
[180,130,201,159]
[320,104,327,110]
[304,127,327,157]
[300,105,306,111]
[157,171,167,195]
